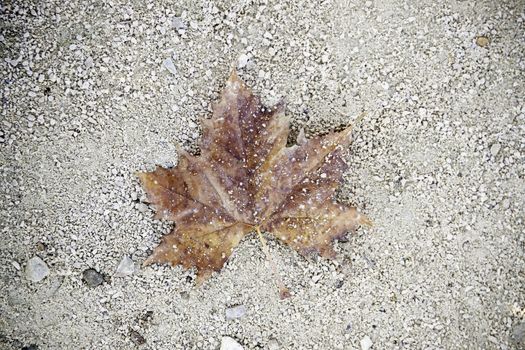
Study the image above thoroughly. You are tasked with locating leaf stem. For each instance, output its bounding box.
[255,226,290,299]
[353,111,367,127]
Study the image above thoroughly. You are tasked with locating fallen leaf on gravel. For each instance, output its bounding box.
[138,71,370,284]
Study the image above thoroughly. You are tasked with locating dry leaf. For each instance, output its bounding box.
[138,72,370,284]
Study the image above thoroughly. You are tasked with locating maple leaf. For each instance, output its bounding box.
[138,72,370,287]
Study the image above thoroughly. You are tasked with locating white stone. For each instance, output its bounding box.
[268,339,280,350]
[25,256,50,282]
[11,260,21,270]
[360,335,373,350]
[84,56,94,69]
[163,58,177,75]
[172,17,186,31]
[237,54,249,69]
[490,143,501,156]
[225,305,246,319]
[220,336,243,350]
[115,256,135,277]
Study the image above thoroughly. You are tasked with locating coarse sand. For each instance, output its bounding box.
[1,1,524,349]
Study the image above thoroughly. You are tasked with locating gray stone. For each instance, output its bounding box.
[130,330,146,345]
[225,305,246,320]
[25,256,49,282]
[83,268,104,287]
[510,322,525,348]
[115,256,135,277]
[172,17,186,31]
[220,336,243,350]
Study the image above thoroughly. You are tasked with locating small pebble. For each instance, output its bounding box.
[220,337,243,350]
[115,256,135,277]
[225,305,246,320]
[490,143,501,157]
[11,260,21,270]
[237,54,249,69]
[36,241,46,251]
[360,335,373,350]
[172,17,186,31]
[476,35,489,47]
[83,268,104,287]
[84,56,94,69]
[25,256,50,282]
[163,58,177,75]
[130,330,146,345]
[136,203,149,213]
[267,339,280,350]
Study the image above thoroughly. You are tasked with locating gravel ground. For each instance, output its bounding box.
[1,0,524,349]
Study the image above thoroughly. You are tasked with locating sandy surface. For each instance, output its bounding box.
[1,0,524,349]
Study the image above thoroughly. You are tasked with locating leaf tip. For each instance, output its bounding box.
[228,68,239,81]
[142,255,154,267]
[360,214,373,227]
[279,287,292,299]
[297,128,307,145]
[195,270,213,286]
[319,245,337,259]
[135,171,147,181]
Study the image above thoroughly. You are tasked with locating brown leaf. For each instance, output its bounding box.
[138,71,370,283]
